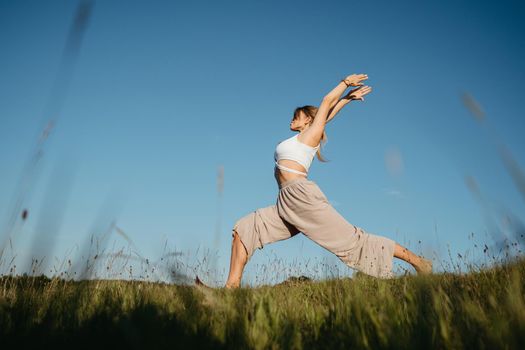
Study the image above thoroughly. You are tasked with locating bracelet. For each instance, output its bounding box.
[341,78,350,87]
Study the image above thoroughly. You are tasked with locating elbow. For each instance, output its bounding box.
[322,95,338,108]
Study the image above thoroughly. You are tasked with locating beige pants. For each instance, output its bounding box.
[232,177,396,279]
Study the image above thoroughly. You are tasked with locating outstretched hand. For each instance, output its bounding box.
[343,85,372,102]
[344,74,368,87]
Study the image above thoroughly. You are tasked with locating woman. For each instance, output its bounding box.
[220,74,433,289]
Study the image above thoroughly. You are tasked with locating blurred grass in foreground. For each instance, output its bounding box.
[0,255,524,349]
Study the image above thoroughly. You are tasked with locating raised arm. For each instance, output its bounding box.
[324,74,368,106]
[308,74,368,133]
[325,85,373,124]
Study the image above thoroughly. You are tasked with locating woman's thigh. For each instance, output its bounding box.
[289,198,362,256]
[277,180,357,254]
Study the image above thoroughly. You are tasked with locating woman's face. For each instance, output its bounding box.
[290,111,311,131]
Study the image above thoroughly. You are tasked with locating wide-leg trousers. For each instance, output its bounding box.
[232,177,396,279]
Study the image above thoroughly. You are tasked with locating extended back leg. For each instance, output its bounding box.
[394,242,433,275]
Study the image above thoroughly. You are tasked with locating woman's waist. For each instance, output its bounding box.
[274,165,310,189]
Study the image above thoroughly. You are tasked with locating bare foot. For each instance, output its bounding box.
[194,275,219,307]
[415,257,433,275]
[195,275,212,289]
[224,281,240,289]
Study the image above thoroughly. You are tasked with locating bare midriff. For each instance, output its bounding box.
[274,159,308,187]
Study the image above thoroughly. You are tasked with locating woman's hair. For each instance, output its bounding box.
[293,105,329,163]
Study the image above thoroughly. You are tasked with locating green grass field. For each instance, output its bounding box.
[0,255,524,349]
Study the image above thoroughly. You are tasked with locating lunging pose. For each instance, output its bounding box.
[219,74,432,289]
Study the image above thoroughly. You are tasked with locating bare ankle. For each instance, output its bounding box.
[225,281,240,289]
[413,256,423,268]
[415,257,432,275]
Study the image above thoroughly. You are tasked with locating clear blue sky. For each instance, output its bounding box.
[1,0,524,286]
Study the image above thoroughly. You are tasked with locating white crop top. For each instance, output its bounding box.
[274,134,320,176]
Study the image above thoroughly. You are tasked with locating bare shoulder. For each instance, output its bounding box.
[297,128,322,148]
